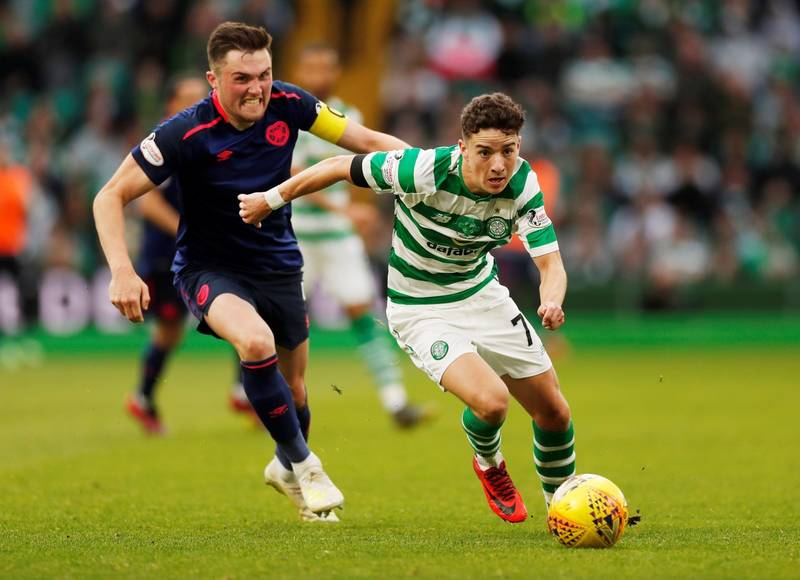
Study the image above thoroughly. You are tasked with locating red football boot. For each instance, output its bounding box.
[125,394,165,435]
[472,457,528,523]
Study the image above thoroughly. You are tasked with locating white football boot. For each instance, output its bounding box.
[264,457,339,522]
[291,452,345,514]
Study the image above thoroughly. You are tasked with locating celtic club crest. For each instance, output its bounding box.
[486,216,510,239]
[430,340,449,360]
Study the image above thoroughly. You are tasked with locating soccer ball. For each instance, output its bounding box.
[547,474,628,548]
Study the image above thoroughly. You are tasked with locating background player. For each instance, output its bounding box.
[94,22,409,521]
[125,76,255,435]
[239,93,575,523]
[291,44,429,428]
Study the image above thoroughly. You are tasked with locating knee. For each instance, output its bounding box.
[537,398,572,432]
[236,331,276,361]
[474,388,509,425]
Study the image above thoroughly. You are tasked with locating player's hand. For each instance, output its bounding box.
[108,266,150,323]
[238,192,271,228]
[537,302,565,331]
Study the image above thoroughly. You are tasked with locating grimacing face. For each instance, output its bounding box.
[459,128,521,195]
[206,48,272,130]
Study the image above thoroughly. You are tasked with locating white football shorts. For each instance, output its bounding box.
[386,279,552,387]
[299,235,375,307]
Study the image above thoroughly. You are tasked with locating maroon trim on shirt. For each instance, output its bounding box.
[181,116,223,141]
[271,90,301,100]
[211,90,230,121]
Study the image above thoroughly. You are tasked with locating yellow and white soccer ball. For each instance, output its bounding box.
[547,474,628,548]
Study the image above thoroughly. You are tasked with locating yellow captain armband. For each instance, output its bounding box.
[308,101,348,144]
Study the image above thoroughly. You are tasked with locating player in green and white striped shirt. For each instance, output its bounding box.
[291,45,429,428]
[239,93,576,524]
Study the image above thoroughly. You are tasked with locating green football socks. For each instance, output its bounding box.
[351,313,407,412]
[462,407,503,458]
[533,420,576,505]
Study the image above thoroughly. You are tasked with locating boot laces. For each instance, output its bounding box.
[485,466,515,501]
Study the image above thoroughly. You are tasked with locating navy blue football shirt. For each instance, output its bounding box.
[131,81,337,276]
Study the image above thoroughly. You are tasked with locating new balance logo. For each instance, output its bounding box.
[269,404,289,418]
[216,150,234,162]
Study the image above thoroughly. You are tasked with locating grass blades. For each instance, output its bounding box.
[1,344,798,578]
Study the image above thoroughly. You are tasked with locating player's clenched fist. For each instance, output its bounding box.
[537,301,565,331]
[237,192,268,227]
[109,267,150,323]
[236,192,263,225]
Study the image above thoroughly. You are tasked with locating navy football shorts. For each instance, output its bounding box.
[144,269,188,323]
[174,267,308,350]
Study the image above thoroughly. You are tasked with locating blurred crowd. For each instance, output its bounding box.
[384,0,800,308]
[1,0,799,327]
[0,0,296,327]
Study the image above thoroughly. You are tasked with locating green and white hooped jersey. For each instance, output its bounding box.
[357,146,558,305]
[291,97,362,241]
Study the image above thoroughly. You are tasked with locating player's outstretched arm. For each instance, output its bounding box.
[93,154,158,323]
[238,155,355,226]
[290,162,379,232]
[336,120,410,153]
[532,251,568,331]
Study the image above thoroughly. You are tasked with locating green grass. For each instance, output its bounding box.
[1,343,799,578]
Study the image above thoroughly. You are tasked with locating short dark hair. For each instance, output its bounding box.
[460,93,525,139]
[207,21,272,70]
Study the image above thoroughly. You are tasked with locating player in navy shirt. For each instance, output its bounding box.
[125,76,255,435]
[94,22,409,521]
[126,171,185,435]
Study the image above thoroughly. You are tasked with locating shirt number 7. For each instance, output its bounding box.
[511,313,533,346]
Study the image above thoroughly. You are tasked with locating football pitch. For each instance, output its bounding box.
[1,321,799,578]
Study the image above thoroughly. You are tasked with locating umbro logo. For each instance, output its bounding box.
[269,404,289,418]
[216,150,234,162]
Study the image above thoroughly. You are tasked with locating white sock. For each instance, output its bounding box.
[291,451,321,476]
[475,451,504,471]
[379,383,408,413]
[271,456,294,481]
[231,382,247,402]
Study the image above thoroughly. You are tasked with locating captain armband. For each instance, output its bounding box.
[308,102,348,144]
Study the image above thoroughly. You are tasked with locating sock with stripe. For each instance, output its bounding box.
[462,407,504,465]
[137,343,170,408]
[351,313,408,413]
[240,355,309,463]
[275,403,311,470]
[533,420,576,506]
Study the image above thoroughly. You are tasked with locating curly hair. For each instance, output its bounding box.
[460,93,525,139]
